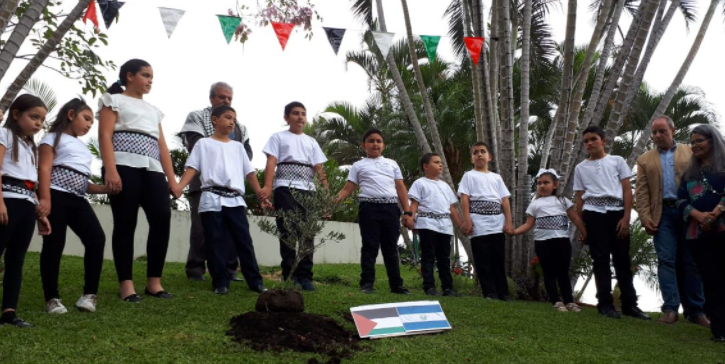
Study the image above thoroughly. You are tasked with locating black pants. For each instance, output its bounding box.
[418,229,453,291]
[0,198,35,310]
[274,187,313,281]
[358,202,403,289]
[583,210,638,310]
[185,191,239,278]
[41,190,105,301]
[471,233,509,298]
[688,232,725,338]
[535,238,574,304]
[104,166,170,282]
[200,206,263,290]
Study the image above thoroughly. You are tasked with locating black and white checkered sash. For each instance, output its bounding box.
[359,197,398,204]
[418,211,451,220]
[51,165,89,197]
[1,176,35,199]
[275,162,314,183]
[535,215,569,231]
[470,200,502,215]
[112,131,160,161]
[585,196,624,207]
[201,186,242,198]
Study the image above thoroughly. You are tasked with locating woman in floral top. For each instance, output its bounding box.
[677,124,725,342]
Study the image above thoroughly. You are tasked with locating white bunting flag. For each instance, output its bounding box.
[159,7,185,39]
[372,31,395,59]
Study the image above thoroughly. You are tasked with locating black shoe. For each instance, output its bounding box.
[144,288,173,299]
[711,336,725,343]
[598,306,621,319]
[188,275,206,282]
[500,296,512,302]
[361,284,374,294]
[485,294,498,300]
[442,289,458,297]
[0,316,34,328]
[213,287,229,295]
[425,288,440,296]
[295,278,316,291]
[622,306,651,321]
[231,274,244,282]
[121,293,142,303]
[250,285,267,293]
[391,287,410,295]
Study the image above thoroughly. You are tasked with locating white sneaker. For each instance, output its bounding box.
[566,302,581,312]
[46,298,68,314]
[553,302,568,312]
[76,294,97,313]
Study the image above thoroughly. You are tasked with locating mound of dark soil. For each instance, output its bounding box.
[227,311,360,363]
[255,289,305,313]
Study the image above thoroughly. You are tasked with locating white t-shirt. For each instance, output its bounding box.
[457,170,511,237]
[185,138,254,213]
[0,128,37,203]
[262,130,327,191]
[97,93,165,173]
[573,154,631,213]
[347,156,403,199]
[40,133,92,195]
[409,177,458,235]
[526,196,574,241]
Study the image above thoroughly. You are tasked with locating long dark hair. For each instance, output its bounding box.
[535,171,568,209]
[106,59,151,95]
[48,98,92,149]
[683,124,725,181]
[3,94,47,163]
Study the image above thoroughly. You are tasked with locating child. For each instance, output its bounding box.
[336,128,412,295]
[407,153,463,297]
[511,169,587,312]
[173,106,267,295]
[0,94,52,328]
[573,126,649,320]
[458,142,513,301]
[260,102,327,291]
[97,59,178,302]
[37,98,107,314]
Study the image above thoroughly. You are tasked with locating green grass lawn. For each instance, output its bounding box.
[0,253,723,364]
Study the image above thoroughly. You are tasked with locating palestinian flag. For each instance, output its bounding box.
[350,301,451,339]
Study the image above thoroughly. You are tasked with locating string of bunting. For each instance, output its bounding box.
[82,1,485,63]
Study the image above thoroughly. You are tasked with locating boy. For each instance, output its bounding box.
[173,105,267,295]
[336,128,412,294]
[573,126,650,320]
[458,142,513,301]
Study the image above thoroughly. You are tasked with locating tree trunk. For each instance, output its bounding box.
[0,0,92,110]
[468,0,492,144]
[488,0,501,171]
[0,0,20,38]
[516,0,533,278]
[627,0,719,167]
[0,0,50,82]
[497,0,515,190]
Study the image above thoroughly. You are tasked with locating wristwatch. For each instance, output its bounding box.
[718,204,725,212]
[403,211,413,217]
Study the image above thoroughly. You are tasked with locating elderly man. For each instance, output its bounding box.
[635,116,708,326]
[179,82,252,282]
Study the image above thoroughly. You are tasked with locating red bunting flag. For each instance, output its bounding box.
[464,37,485,64]
[271,22,294,50]
[83,0,99,30]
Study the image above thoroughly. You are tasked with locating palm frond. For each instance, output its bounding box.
[678,0,698,32]
[350,0,373,28]
[22,78,58,114]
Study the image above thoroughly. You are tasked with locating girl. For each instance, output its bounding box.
[511,169,587,312]
[98,59,178,302]
[677,124,725,342]
[37,98,107,314]
[260,101,327,291]
[458,142,513,301]
[407,153,463,297]
[0,94,51,328]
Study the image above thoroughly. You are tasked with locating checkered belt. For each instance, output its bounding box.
[585,196,624,207]
[51,165,89,197]
[470,200,502,215]
[275,162,314,183]
[1,176,35,199]
[201,186,242,198]
[359,197,398,204]
[112,131,160,161]
[535,215,569,230]
[418,211,451,220]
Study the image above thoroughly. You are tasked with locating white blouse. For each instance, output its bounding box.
[0,128,37,204]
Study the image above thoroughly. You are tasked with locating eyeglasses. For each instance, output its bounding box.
[689,138,710,146]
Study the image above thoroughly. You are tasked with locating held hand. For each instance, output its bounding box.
[37,198,51,218]
[579,230,587,243]
[503,222,514,235]
[0,201,8,225]
[170,185,184,199]
[402,215,414,230]
[259,199,273,210]
[258,186,272,202]
[37,216,52,236]
[642,219,658,235]
[616,218,630,239]
[104,170,123,195]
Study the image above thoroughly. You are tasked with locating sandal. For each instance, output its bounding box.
[144,288,173,299]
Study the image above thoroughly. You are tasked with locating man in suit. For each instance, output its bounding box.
[636,116,708,326]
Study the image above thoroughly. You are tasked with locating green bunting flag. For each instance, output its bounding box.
[419,35,441,63]
[218,16,241,44]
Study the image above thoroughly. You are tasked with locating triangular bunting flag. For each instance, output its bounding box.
[98,1,124,30]
[83,0,99,30]
[159,7,185,39]
[271,22,295,50]
[464,37,485,64]
[419,35,441,63]
[217,16,241,44]
[322,27,346,55]
[372,31,395,59]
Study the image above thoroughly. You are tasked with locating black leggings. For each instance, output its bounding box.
[0,198,36,310]
[104,166,170,282]
[535,238,574,304]
[41,189,105,301]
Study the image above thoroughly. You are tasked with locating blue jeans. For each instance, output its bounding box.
[654,207,705,314]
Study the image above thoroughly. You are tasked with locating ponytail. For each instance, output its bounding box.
[106,80,124,95]
[106,58,151,95]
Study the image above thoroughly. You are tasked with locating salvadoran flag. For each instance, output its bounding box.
[351,301,451,339]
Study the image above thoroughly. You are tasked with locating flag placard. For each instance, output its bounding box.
[350,301,451,339]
